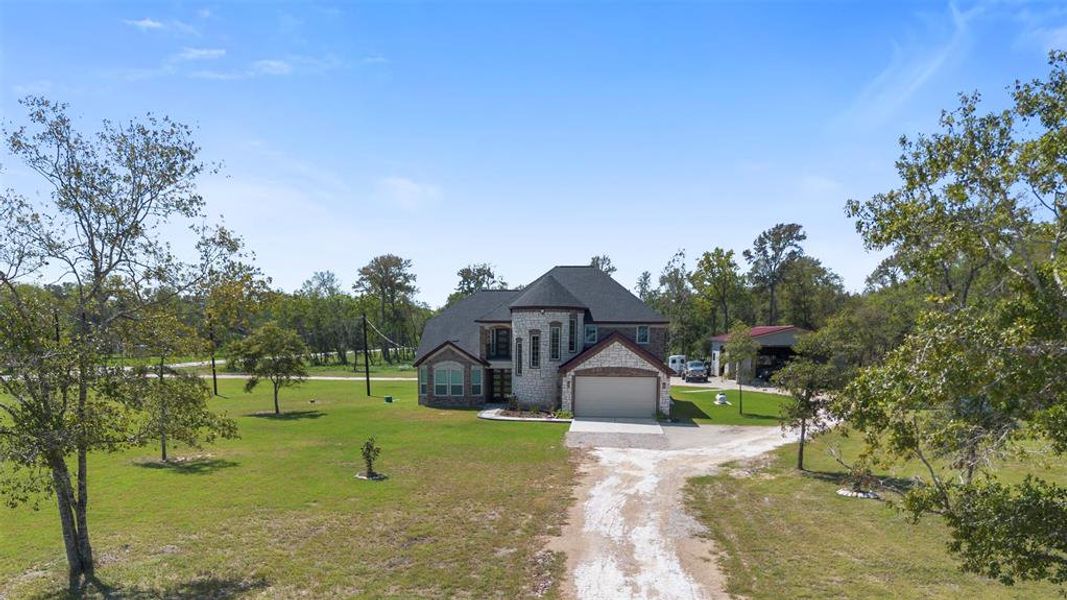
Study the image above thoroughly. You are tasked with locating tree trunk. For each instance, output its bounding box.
[768,284,778,325]
[379,292,390,362]
[273,382,280,415]
[737,374,744,415]
[75,361,94,581]
[210,331,219,396]
[49,456,86,592]
[75,447,94,580]
[797,418,807,470]
[159,355,168,462]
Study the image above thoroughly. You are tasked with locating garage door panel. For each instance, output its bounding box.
[574,376,656,418]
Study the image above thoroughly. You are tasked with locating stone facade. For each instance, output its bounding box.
[510,309,584,410]
[560,339,671,415]
[416,347,485,408]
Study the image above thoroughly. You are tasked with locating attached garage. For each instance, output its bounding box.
[560,332,672,419]
[573,375,657,418]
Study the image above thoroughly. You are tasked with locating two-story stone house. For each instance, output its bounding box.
[413,266,672,418]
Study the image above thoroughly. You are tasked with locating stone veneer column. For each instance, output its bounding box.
[510,309,576,410]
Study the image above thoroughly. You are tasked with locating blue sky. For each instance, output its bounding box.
[2,1,1066,307]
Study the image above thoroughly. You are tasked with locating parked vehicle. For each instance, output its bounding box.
[683,360,709,383]
[668,355,687,375]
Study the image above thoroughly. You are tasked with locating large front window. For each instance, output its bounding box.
[434,367,449,396]
[434,365,464,396]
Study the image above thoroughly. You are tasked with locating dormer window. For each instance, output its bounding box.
[584,324,598,345]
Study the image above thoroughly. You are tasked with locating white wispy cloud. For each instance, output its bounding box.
[361,54,389,65]
[252,59,293,76]
[124,17,164,30]
[836,2,982,130]
[175,47,226,61]
[374,177,442,211]
[12,80,53,95]
[189,55,340,81]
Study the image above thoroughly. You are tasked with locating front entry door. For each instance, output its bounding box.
[490,368,512,400]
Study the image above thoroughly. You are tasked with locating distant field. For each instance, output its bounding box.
[0,379,573,598]
[669,386,789,426]
[685,430,1067,599]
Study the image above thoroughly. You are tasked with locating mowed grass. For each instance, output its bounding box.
[685,430,1067,599]
[670,386,789,426]
[0,379,573,599]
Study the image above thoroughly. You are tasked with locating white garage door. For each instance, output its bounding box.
[574,376,657,419]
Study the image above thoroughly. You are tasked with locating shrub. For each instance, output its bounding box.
[553,409,573,420]
[361,437,381,478]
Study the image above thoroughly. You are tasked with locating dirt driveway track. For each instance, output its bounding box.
[553,424,798,600]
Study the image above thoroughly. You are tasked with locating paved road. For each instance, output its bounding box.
[553,424,798,600]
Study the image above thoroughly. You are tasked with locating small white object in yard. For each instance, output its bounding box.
[714,392,730,405]
[836,488,879,499]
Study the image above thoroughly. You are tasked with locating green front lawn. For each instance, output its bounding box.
[670,386,789,426]
[1,379,572,598]
[685,431,1067,599]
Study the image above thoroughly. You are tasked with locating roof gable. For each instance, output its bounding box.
[538,266,667,323]
[415,290,520,361]
[509,274,586,310]
[559,331,671,375]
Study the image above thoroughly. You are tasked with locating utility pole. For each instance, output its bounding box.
[362,312,371,396]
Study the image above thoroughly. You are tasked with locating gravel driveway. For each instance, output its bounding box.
[552,424,799,600]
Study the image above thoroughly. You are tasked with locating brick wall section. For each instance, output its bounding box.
[417,347,485,408]
[561,339,671,415]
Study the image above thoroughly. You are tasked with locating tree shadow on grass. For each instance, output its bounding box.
[668,399,709,426]
[246,410,324,420]
[133,458,239,476]
[32,574,269,599]
[802,468,917,496]
[671,399,781,425]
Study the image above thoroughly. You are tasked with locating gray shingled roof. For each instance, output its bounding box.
[415,266,667,363]
[540,266,668,323]
[415,290,519,362]
[508,274,586,310]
